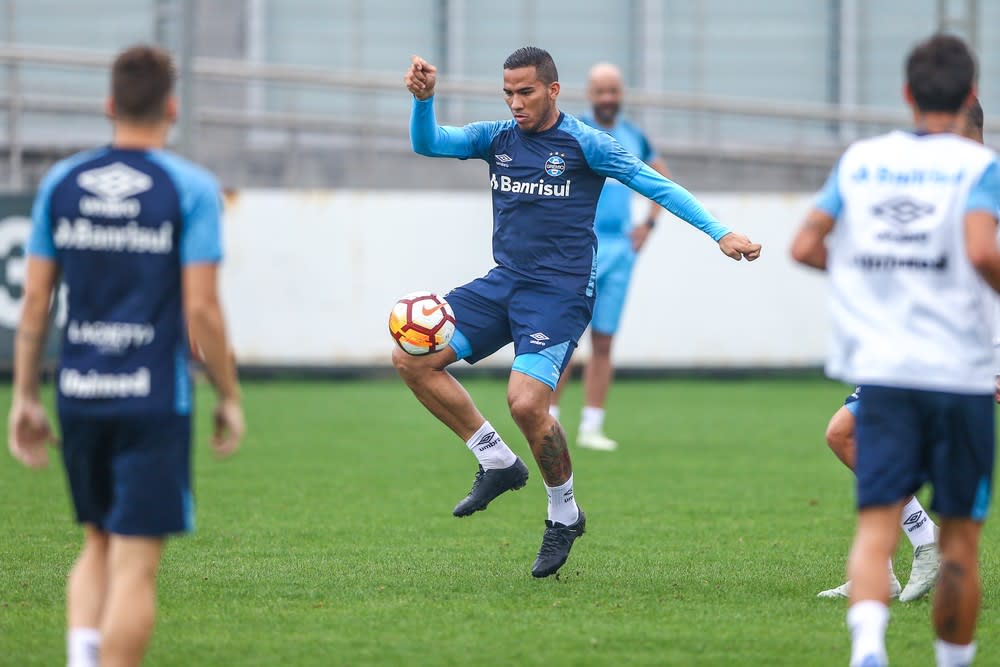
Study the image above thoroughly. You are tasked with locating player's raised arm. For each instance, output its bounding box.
[406,55,477,159]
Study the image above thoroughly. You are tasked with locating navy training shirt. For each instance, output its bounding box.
[410,97,729,296]
[27,147,223,417]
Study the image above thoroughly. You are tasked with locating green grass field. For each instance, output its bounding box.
[2,377,998,666]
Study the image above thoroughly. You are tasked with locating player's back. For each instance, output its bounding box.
[30,146,221,417]
[826,130,998,393]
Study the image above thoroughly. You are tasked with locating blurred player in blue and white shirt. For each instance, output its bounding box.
[549,63,672,451]
[791,35,1000,667]
[7,46,244,667]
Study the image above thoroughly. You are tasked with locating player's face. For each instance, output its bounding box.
[588,78,622,126]
[503,67,559,133]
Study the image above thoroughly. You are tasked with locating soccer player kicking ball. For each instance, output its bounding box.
[549,63,674,451]
[8,46,244,667]
[396,47,761,577]
[816,100,988,605]
[792,35,1000,667]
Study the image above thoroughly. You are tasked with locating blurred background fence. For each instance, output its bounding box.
[2,0,998,193]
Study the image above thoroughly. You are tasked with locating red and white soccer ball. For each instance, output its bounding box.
[388,291,456,356]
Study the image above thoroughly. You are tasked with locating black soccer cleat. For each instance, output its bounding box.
[531,508,586,578]
[452,458,530,517]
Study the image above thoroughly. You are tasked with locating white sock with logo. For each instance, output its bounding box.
[580,406,605,433]
[847,600,889,667]
[934,639,976,667]
[465,421,517,470]
[548,404,560,421]
[545,474,580,525]
[900,496,937,548]
[67,628,100,667]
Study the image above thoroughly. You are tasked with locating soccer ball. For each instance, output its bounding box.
[388,292,456,356]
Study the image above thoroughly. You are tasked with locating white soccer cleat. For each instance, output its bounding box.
[899,543,940,602]
[817,575,902,599]
[577,429,618,451]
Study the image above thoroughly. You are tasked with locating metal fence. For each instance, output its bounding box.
[1,0,997,191]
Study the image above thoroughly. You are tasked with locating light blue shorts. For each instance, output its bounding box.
[591,236,637,335]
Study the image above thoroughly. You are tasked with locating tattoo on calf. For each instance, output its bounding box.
[935,561,966,638]
[534,421,572,485]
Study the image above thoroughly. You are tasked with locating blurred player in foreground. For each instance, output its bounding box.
[398,47,761,577]
[791,35,999,667]
[549,63,672,451]
[815,101,985,604]
[7,46,244,667]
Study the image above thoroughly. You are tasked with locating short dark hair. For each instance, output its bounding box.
[905,34,976,113]
[965,96,984,132]
[111,45,176,123]
[503,46,559,85]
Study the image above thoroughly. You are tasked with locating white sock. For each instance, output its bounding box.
[548,404,560,421]
[935,639,976,667]
[67,628,100,667]
[580,406,604,432]
[847,600,889,667]
[888,558,896,577]
[901,497,937,548]
[544,474,580,525]
[465,421,517,470]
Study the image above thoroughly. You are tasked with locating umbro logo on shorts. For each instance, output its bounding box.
[529,332,549,346]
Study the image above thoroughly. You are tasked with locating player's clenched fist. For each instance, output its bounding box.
[718,232,762,261]
[405,55,437,100]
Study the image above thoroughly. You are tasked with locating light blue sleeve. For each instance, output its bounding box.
[569,120,728,239]
[410,97,508,161]
[26,170,61,259]
[627,165,731,241]
[966,160,1000,214]
[148,152,223,265]
[815,160,843,218]
[25,152,101,259]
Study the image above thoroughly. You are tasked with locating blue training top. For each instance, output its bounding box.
[27,146,223,417]
[410,97,729,295]
[579,115,656,237]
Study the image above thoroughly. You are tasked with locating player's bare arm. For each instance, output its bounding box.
[790,209,836,270]
[405,55,437,100]
[183,264,244,458]
[8,257,59,468]
[964,210,1000,294]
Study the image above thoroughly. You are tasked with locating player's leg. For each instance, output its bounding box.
[59,416,114,667]
[99,536,164,667]
[67,525,109,667]
[844,385,924,667]
[932,519,982,666]
[508,282,591,577]
[821,403,903,600]
[99,415,192,666]
[578,241,632,451]
[396,271,528,517]
[925,390,993,666]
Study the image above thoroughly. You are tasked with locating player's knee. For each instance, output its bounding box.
[508,392,547,428]
[590,332,613,357]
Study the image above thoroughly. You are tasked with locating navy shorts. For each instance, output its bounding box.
[445,266,594,389]
[854,385,994,520]
[59,413,194,536]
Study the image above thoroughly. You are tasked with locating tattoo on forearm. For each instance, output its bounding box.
[935,561,966,638]
[533,422,572,485]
